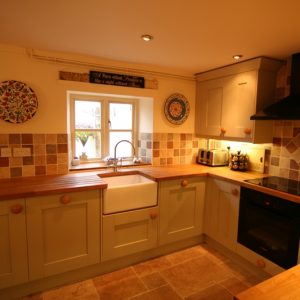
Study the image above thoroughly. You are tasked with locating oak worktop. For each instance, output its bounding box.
[235,264,300,300]
[0,172,107,200]
[1,164,300,204]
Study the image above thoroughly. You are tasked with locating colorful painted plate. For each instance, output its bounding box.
[164,93,190,125]
[0,80,38,123]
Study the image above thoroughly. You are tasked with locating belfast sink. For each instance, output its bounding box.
[101,174,158,214]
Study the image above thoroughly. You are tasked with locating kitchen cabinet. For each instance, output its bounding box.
[204,178,240,252]
[195,57,282,143]
[26,190,100,280]
[102,206,158,261]
[0,199,28,289]
[159,177,206,245]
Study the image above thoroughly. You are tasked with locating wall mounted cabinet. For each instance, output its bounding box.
[195,57,283,143]
[159,177,206,245]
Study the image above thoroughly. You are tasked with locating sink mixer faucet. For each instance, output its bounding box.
[113,140,136,172]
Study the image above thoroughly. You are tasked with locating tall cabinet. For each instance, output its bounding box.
[195,57,283,143]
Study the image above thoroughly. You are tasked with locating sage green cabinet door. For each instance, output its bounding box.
[0,199,28,289]
[102,207,158,261]
[26,190,100,280]
[159,177,206,245]
[204,178,240,251]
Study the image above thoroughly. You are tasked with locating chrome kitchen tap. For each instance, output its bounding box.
[113,140,136,172]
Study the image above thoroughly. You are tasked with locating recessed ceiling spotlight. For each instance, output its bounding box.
[233,54,243,60]
[141,34,153,42]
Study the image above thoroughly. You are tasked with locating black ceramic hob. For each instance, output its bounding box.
[245,176,300,196]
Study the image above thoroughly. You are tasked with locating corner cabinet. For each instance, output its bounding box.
[159,177,206,245]
[195,57,283,143]
[102,206,158,261]
[26,190,100,280]
[204,178,240,252]
[0,199,28,289]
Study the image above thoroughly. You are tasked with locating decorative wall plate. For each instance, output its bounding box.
[164,93,190,125]
[0,80,38,123]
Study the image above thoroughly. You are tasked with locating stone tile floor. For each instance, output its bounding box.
[21,243,264,300]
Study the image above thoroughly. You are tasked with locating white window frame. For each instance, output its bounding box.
[70,94,137,162]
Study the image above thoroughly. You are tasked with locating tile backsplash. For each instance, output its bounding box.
[267,121,300,180]
[0,134,68,178]
[139,132,205,166]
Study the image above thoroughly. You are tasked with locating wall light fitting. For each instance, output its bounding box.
[141,34,153,42]
[233,54,243,60]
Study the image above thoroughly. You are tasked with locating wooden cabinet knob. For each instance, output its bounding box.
[220,128,226,135]
[256,259,266,268]
[10,203,23,214]
[244,128,252,135]
[60,195,71,204]
[150,212,158,220]
[181,180,188,187]
[232,188,239,196]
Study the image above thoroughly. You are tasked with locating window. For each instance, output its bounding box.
[70,94,136,162]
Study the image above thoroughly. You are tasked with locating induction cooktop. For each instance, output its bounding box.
[245,176,300,196]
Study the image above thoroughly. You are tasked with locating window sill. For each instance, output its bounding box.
[69,160,151,171]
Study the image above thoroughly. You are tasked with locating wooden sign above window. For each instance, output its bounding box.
[89,71,145,88]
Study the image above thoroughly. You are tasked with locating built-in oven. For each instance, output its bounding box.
[238,184,300,269]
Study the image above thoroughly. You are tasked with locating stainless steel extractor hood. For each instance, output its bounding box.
[250,53,300,120]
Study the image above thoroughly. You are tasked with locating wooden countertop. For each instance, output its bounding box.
[0,172,107,200]
[234,264,300,300]
[1,164,300,204]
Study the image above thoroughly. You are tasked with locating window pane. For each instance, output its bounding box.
[109,103,132,130]
[75,131,101,159]
[109,132,133,157]
[75,100,101,129]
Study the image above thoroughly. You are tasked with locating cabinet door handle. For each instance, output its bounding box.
[150,212,158,219]
[60,195,71,204]
[256,259,266,268]
[220,128,226,135]
[244,128,252,135]
[181,180,188,187]
[232,188,239,196]
[10,204,23,214]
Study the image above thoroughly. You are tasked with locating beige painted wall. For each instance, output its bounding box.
[0,44,196,134]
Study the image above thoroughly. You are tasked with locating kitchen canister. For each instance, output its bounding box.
[229,151,248,171]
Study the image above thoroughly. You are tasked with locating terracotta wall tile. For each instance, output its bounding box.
[35,166,46,176]
[10,167,22,177]
[47,165,58,175]
[57,144,68,153]
[23,156,34,165]
[46,144,57,154]
[21,134,33,144]
[47,155,57,164]
[9,134,21,144]
[57,134,68,144]
[0,134,9,145]
[9,157,22,167]
[23,165,35,177]
[0,167,10,178]
[34,145,46,155]
[46,134,57,144]
[33,134,46,144]
[0,157,9,167]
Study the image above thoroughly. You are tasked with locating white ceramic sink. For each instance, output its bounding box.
[102,174,157,214]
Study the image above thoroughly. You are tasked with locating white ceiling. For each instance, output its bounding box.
[1,0,300,76]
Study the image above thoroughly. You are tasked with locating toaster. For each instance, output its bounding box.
[197,149,228,166]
